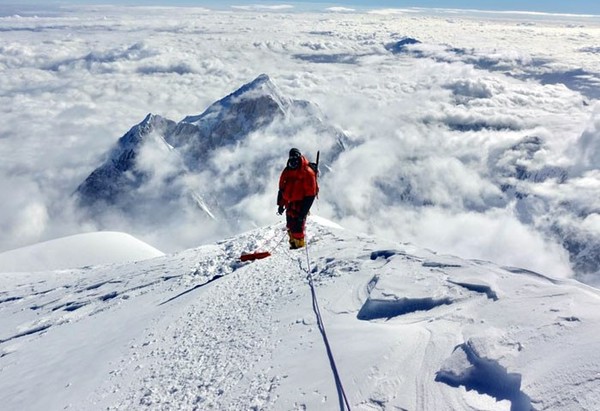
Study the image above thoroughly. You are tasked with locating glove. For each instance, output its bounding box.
[277,205,285,215]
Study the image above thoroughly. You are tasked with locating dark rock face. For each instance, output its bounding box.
[385,38,422,54]
[76,114,178,208]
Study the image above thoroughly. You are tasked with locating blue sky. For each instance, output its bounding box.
[3,0,600,15]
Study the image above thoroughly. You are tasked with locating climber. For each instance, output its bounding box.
[277,148,318,249]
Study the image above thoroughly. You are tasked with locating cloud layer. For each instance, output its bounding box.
[1,5,599,282]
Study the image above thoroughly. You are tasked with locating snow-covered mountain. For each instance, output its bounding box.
[1,217,599,410]
[75,74,348,226]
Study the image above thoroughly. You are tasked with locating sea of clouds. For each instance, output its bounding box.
[0,4,599,281]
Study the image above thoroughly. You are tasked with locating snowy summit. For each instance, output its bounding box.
[0,231,163,272]
[1,217,599,410]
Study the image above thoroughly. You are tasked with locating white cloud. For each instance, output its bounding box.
[231,5,294,11]
[326,7,356,13]
[0,5,598,281]
[366,206,573,279]
[135,132,183,191]
[583,213,600,236]
[3,198,48,248]
[367,9,419,16]
[570,103,600,174]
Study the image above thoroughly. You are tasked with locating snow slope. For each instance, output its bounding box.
[0,231,164,272]
[0,218,599,410]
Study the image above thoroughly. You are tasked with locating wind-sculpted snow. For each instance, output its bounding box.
[1,218,600,409]
[449,280,499,301]
[0,324,53,344]
[436,340,533,410]
[358,251,473,321]
[357,295,453,320]
[369,249,400,260]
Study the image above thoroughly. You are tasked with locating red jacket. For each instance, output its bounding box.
[278,156,318,207]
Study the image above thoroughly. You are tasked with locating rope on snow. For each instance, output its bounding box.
[301,235,352,411]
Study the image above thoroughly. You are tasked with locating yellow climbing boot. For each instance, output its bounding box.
[289,237,305,250]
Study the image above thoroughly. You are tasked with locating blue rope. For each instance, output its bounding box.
[303,240,352,411]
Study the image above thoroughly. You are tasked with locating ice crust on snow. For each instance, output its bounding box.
[1,218,599,410]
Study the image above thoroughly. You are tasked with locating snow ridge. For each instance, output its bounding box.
[2,218,600,410]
